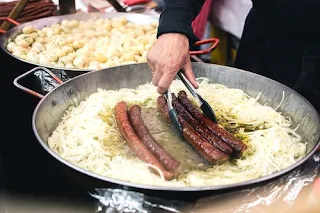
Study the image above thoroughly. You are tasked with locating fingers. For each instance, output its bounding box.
[157,71,177,94]
[183,57,199,89]
[151,66,162,86]
[146,33,191,94]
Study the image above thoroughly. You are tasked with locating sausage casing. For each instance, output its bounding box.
[171,94,233,156]
[115,101,174,180]
[177,90,247,157]
[157,96,229,164]
[128,105,181,177]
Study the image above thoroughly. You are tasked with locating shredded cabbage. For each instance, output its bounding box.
[48,78,307,187]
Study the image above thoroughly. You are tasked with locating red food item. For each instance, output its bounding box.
[128,105,181,177]
[157,96,229,164]
[115,101,174,180]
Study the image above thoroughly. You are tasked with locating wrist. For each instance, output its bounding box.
[157,8,199,46]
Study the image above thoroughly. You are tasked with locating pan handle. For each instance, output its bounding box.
[13,67,63,99]
[0,17,20,33]
[189,38,220,55]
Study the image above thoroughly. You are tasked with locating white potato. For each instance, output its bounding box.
[137,56,147,63]
[38,54,51,65]
[73,55,89,68]
[92,52,108,63]
[22,25,36,34]
[61,45,74,54]
[65,63,75,68]
[31,42,44,53]
[35,37,46,44]
[76,46,92,57]
[85,30,96,38]
[107,47,121,58]
[29,32,38,39]
[88,61,100,70]
[45,51,59,62]
[104,22,112,31]
[56,49,67,58]
[15,39,30,48]
[26,52,39,63]
[61,20,69,27]
[137,43,145,54]
[95,19,104,26]
[68,52,77,60]
[72,40,85,49]
[111,20,124,29]
[68,20,79,28]
[12,46,27,56]
[19,54,27,60]
[120,52,135,62]
[7,42,16,52]
[58,55,73,64]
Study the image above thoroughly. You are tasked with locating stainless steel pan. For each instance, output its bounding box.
[0,12,218,78]
[13,63,320,199]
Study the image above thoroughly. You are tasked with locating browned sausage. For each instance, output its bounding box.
[157,96,229,164]
[177,91,247,157]
[115,101,174,180]
[128,105,182,177]
[171,94,233,156]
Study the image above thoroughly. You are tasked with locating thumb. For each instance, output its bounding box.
[183,57,199,89]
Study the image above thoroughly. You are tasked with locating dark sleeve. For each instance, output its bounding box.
[251,0,285,13]
[157,0,206,46]
[252,0,318,16]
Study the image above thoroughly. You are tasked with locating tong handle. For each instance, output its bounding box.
[177,71,202,104]
[165,89,183,138]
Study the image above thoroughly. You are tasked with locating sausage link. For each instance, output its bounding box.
[171,94,233,156]
[115,101,174,180]
[178,91,247,157]
[157,96,229,164]
[128,105,182,177]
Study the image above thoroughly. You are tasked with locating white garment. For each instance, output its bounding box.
[209,0,252,39]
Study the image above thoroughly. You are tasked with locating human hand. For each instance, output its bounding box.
[147,33,199,94]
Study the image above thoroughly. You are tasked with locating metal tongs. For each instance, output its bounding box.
[161,38,220,137]
[164,71,217,138]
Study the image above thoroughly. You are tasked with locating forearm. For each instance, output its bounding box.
[157,0,206,46]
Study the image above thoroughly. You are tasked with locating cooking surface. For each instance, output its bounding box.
[142,108,209,172]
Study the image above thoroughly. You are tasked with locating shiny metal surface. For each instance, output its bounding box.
[0,12,158,73]
[32,62,320,192]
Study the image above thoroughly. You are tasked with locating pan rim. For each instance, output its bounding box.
[31,62,320,192]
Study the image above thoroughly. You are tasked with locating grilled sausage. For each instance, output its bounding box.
[157,96,229,164]
[128,105,182,177]
[171,94,233,156]
[177,91,247,157]
[115,101,174,180]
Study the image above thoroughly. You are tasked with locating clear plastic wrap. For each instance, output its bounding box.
[91,152,319,213]
[33,69,70,94]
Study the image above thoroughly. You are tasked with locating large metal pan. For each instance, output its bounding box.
[0,12,219,78]
[13,63,320,200]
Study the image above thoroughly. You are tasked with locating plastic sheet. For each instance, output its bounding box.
[91,152,319,213]
[33,69,70,94]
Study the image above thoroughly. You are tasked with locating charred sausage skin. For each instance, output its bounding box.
[177,91,247,157]
[157,96,229,164]
[171,94,233,156]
